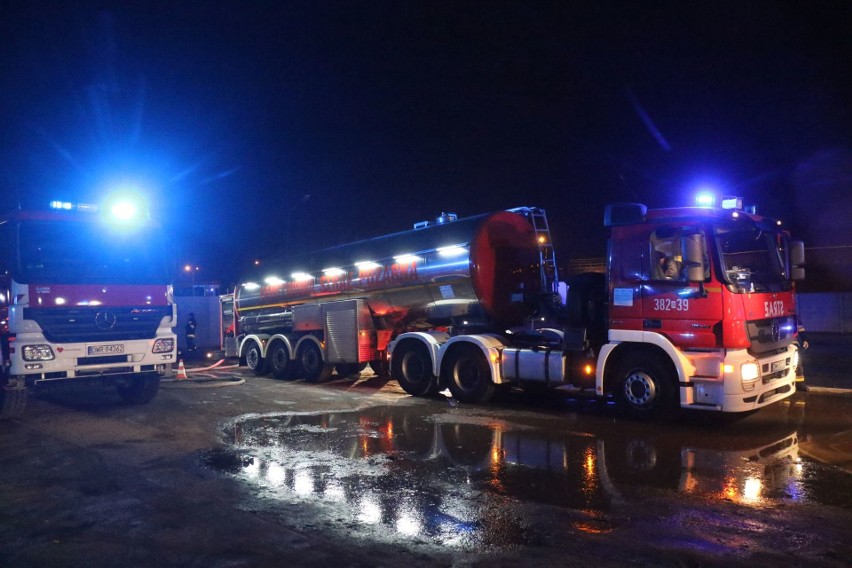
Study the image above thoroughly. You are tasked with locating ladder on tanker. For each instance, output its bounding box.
[511,207,559,294]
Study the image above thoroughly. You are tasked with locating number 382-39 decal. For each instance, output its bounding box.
[653,298,689,312]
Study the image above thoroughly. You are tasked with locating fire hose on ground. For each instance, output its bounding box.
[161,358,245,389]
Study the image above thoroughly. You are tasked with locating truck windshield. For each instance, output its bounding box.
[16,220,170,284]
[714,220,788,293]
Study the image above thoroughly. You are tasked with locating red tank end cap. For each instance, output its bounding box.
[469,211,540,324]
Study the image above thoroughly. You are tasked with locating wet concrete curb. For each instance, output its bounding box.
[804,386,852,397]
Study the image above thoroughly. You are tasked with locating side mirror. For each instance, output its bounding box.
[789,240,805,281]
[684,233,706,283]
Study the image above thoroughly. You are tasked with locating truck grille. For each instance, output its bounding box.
[746,316,796,356]
[23,306,171,343]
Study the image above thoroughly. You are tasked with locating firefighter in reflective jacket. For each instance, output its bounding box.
[795,323,809,392]
[185,313,198,353]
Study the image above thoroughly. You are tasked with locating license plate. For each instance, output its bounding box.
[87,344,125,356]
[771,360,785,373]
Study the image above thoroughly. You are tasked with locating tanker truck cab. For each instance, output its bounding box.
[600,202,803,415]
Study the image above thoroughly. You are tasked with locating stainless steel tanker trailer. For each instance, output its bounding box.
[232,207,582,403]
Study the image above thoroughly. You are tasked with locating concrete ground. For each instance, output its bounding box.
[1,335,850,567]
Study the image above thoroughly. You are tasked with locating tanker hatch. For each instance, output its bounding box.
[414,212,458,230]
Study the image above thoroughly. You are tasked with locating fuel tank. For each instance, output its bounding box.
[235,209,544,334]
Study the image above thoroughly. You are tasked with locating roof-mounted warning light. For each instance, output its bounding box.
[109,200,139,221]
[695,193,716,208]
[49,200,99,213]
[721,196,744,211]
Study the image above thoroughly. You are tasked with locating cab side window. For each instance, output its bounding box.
[650,229,684,281]
[649,226,710,282]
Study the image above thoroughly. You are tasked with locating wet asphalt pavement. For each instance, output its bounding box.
[1,356,852,567]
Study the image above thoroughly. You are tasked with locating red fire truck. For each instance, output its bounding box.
[233,199,804,417]
[0,200,177,419]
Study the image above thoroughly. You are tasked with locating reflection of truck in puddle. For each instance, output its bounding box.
[216,406,802,544]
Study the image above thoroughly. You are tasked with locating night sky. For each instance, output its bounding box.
[2,2,851,286]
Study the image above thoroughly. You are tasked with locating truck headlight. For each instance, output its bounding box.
[152,338,175,353]
[22,344,55,361]
[791,350,799,370]
[741,361,760,391]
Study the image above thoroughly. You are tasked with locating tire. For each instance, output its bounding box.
[442,344,495,404]
[0,384,27,419]
[392,340,438,396]
[613,354,677,419]
[116,373,160,405]
[245,341,269,376]
[268,341,295,380]
[335,363,367,379]
[298,341,333,382]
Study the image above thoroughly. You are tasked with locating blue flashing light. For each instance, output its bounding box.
[49,200,99,212]
[721,196,744,211]
[102,188,148,225]
[110,201,139,221]
[50,201,74,210]
[695,193,716,208]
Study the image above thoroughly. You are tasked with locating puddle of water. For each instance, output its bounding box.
[200,401,849,548]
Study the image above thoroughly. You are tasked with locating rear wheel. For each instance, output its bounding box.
[298,341,333,382]
[392,340,438,396]
[245,341,269,376]
[0,383,27,419]
[614,354,677,419]
[335,363,367,379]
[268,341,295,380]
[442,344,495,404]
[116,373,160,405]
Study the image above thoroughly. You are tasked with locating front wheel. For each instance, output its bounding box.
[442,344,495,404]
[245,341,269,376]
[298,341,333,382]
[116,373,161,405]
[614,355,677,419]
[392,340,438,396]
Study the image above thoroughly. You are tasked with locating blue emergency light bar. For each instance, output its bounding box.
[721,196,743,210]
[695,193,746,211]
[49,195,147,223]
[50,200,99,212]
[695,193,715,208]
